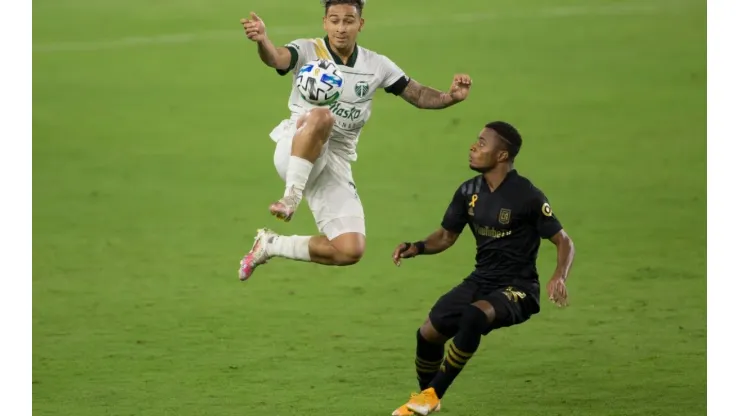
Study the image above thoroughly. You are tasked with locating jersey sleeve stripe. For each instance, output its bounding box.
[474,176,483,193]
[275,46,299,76]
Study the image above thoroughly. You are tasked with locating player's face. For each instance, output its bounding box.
[324,5,364,50]
[469,128,509,172]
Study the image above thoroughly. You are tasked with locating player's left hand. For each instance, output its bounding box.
[547,276,569,308]
[448,74,472,103]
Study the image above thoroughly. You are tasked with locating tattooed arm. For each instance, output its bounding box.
[400,75,472,109]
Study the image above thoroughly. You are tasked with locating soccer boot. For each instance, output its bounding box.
[238,228,275,281]
[392,391,441,416]
[391,403,416,416]
[269,186,301,222]
[405,388,441,416]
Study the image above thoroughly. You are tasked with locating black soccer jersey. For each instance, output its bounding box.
[441,170,563,292]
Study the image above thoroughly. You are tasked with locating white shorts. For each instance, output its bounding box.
[271,120,366,240]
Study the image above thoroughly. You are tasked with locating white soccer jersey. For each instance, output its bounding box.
[269,36,409,162]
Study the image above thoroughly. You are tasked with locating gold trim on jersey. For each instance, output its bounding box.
[312,38,331,60]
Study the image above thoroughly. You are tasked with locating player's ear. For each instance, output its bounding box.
[497,150,509,162]
[359,17,365,32]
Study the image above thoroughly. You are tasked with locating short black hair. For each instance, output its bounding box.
[486,121,522,160]
[322,0,365,16]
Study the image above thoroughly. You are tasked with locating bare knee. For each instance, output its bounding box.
[301,108,334,138]
[420,318,448,344]
[329,232,365,266]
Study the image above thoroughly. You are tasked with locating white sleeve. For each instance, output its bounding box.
[276,38,313,76]
[378,55,410,95]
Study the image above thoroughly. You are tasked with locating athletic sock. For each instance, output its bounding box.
[429,306,489,398]
[415,329,445,390]
[265,235,311,261]
[284,156,314,201]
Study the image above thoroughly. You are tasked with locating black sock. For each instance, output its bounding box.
[430,306,489,398]
[415,329,445,390]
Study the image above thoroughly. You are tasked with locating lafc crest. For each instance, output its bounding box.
[498,208,511,225]
[468,194,478,216]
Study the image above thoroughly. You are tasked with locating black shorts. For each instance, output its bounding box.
[428,278,540,338]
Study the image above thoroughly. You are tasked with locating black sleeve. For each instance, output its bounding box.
[275,46,299,76]
[384,75,410,95]
[441,186,468,234]
[531,189,563,239]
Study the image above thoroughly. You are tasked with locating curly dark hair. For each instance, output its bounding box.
[321,0,365,16]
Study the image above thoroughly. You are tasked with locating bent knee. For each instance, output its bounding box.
[420,319,448,344]
[330,233,366,266]
[334,245,365,265]
[306,108,335,130]
[460,303,494,333]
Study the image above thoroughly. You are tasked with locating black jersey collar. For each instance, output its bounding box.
[324,36,358,67]
[482,169,518,193]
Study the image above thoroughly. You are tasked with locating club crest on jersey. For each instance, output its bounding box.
[354,81,370,98]
[468,194,478,216]
[498,208,511,225]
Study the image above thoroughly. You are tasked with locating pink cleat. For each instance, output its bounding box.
[238,228,275,281]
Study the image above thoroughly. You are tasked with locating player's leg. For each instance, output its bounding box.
[392,281,478,416]
[410,287,535,413]
[238,161,365,280]
[292,157,367,265]
[301,224,365,265]
[270,107,334,221]
[415,319,447,391]
[260,221,365,266]
[400,300,495,415]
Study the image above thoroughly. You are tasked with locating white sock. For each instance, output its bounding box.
[285,156,314,200]
[266,235,312,261]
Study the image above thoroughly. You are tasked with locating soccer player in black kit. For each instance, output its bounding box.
[389,121,576,416]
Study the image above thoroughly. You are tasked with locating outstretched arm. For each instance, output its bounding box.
[392,227,460,266]
[240,12,293,71]
[400,75,472,109]
[256,38,293,70]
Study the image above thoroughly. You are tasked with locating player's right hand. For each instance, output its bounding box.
[392,242,419,267]
[241,12,266,43]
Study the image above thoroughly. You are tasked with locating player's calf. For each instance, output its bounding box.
[428,302,495,399]
[415,327,445,391]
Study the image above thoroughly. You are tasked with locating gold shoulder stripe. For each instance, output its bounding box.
[313,38,331,60]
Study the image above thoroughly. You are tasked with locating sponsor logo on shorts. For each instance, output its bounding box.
[503,287,526,302]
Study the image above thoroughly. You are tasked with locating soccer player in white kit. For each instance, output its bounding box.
[238,0,472,281]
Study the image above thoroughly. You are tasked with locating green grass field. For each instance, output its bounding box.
[33,0,707,414]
